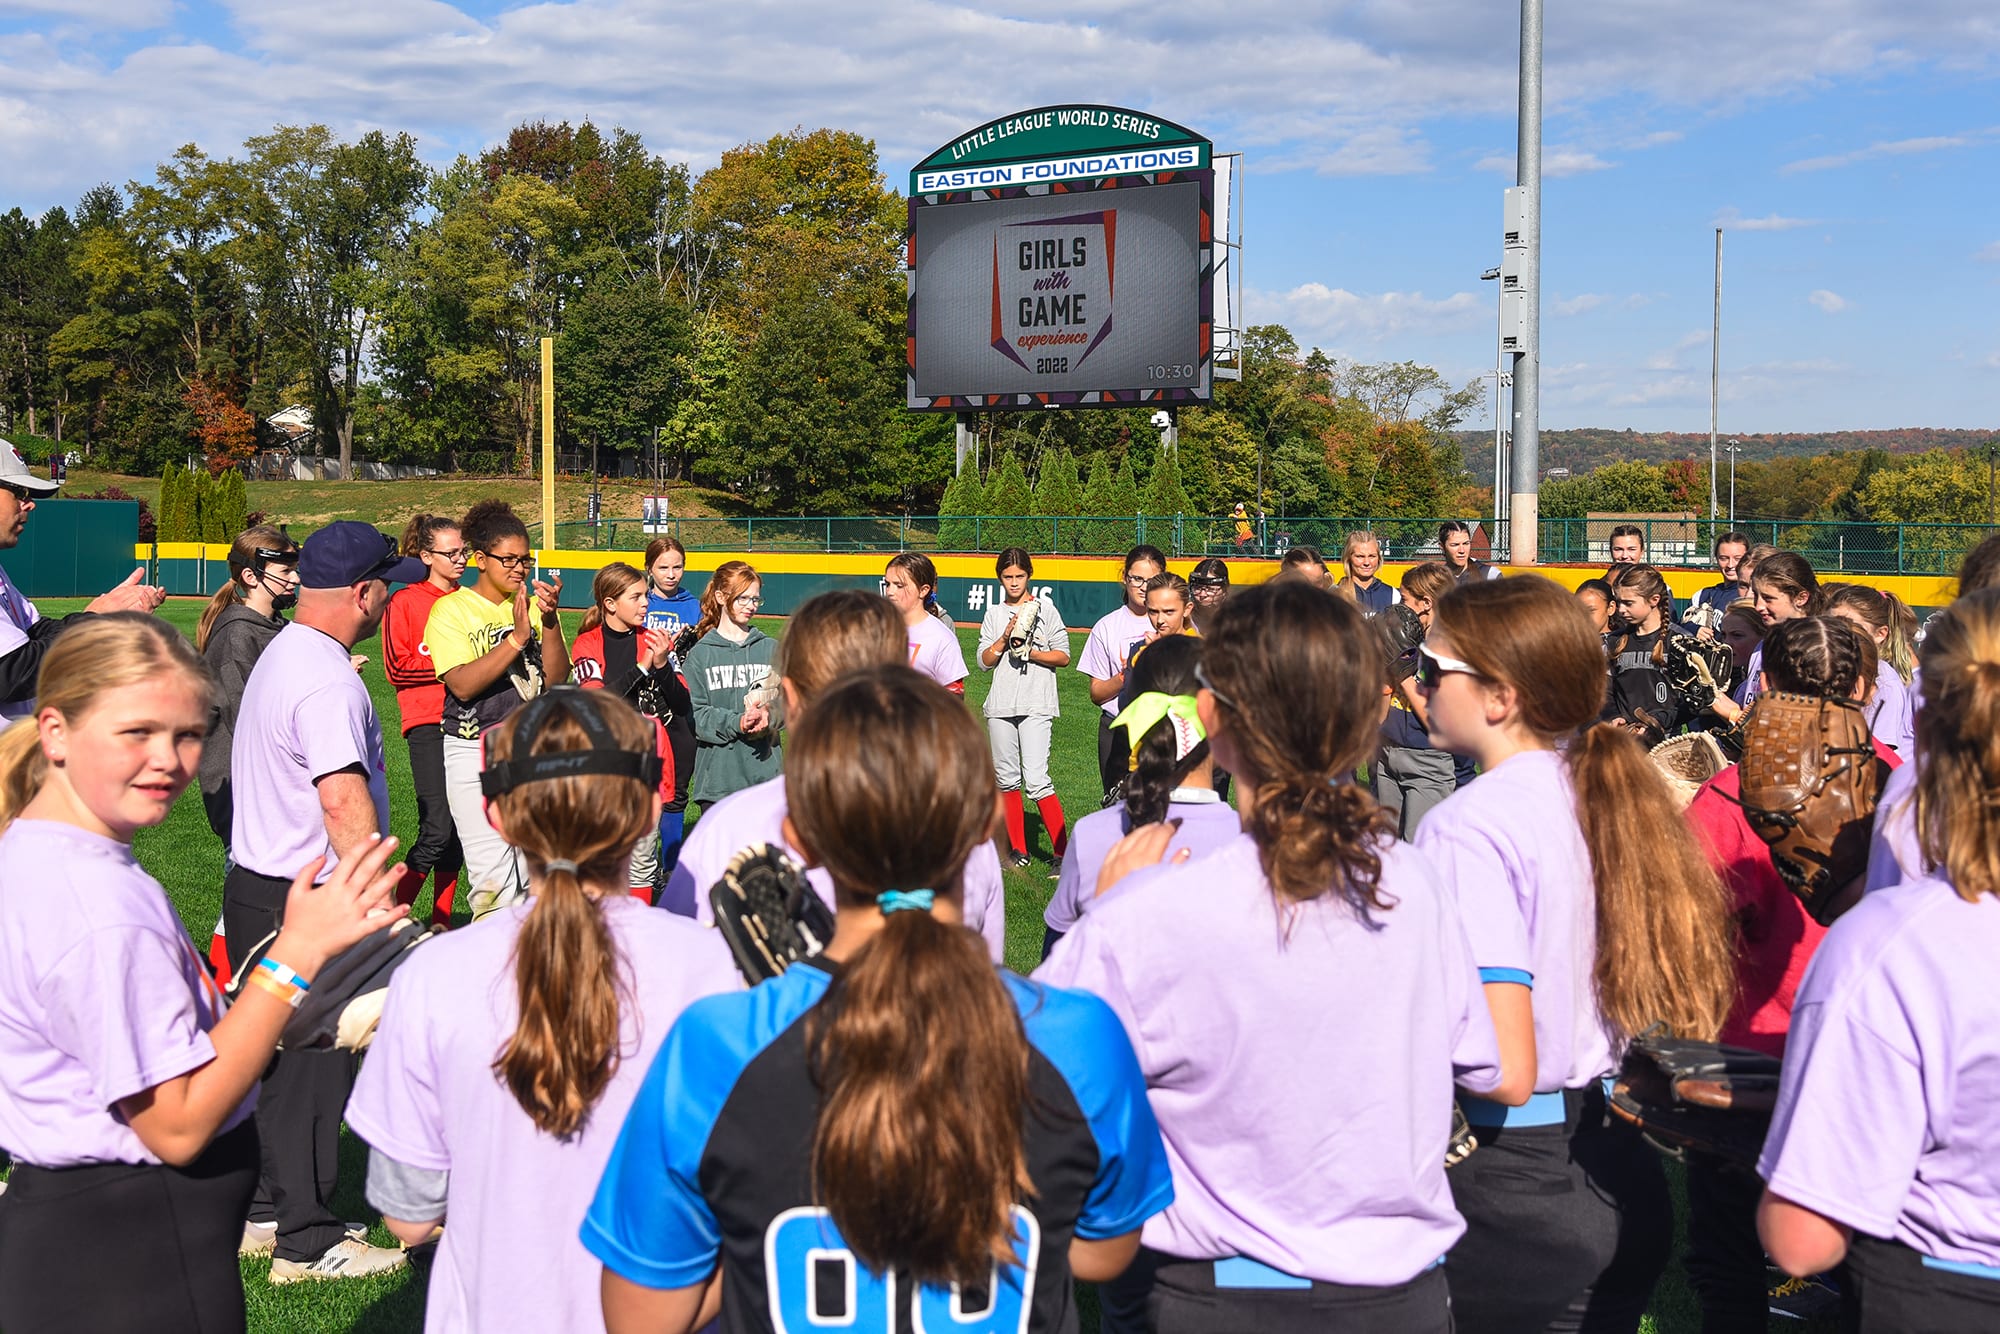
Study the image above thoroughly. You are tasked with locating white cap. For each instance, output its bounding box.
[0,438,59,497]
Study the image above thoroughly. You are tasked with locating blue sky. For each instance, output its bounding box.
[0,0,1994,432]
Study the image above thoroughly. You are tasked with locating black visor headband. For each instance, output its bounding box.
[480,687,663,799]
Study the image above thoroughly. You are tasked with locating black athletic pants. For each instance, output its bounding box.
[1445,1084,1673,1334]
[1099,1248,1452,1334]
[403,722,464,882]
[224,864,358,1264]
[0,1119,258,1334]
[1682,1152,1769,1334]
[1097,712,1122,797]
[1845,1232,2000,1332]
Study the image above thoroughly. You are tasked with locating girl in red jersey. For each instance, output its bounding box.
[382,514,468,929]
[568,563,678,903]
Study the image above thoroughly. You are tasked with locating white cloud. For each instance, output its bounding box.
[0,0,167,21]
[1978,241,2000,262]
[1782,131,1993,173]
[1474,148,1615,177]
[1553,293,1607,317]
[1247,283,1483,346]
[1713,207,1820,232]
[1644,330,1711,371]
[1808,289,1849,313]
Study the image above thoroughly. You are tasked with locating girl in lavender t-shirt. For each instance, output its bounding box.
[1758,591,2000,1331]
[1412,575,1737,1333]
[1041,634,1236,958]
[1039,580,1502,1333]
[884,552,967,693]
[348,689,741,1334]
[0,616,402,1334]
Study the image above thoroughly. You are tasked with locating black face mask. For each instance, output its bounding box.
[269,589,298,613]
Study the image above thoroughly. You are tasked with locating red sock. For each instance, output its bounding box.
[1035,795,1069,859]
[208,916,232,988]
[429,869,459,930]
[394,865,426,908]
[1002,791,1028,856]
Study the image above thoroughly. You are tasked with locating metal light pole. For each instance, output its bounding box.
[1710,228,1722,526]
[1508,0,1543,563]
[1725,440,1742,525]
[1481,266,1504,534]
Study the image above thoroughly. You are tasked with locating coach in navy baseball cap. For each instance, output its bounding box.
[297,520,429,589]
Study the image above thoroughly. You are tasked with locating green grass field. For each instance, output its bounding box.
[36,596,1794,1332]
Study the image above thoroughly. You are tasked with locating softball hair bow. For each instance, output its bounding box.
[1111,692,1207,772]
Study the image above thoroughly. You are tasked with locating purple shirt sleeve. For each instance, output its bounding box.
[345,964,451,1173]
[961,843,1007,963]
[296,683,374,783]
[42,927,218,1111]
[1411,819,1534,982]
[1077,622,1119,682]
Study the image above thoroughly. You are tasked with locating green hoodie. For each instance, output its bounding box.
[683,625,781,804]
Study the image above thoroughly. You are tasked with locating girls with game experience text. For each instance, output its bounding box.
[1758,587,2000,1331]
[1080,545,1166,795]
[1040,580,1504,1333]
[569,561,681,901]
[1412,575,1736,1332]
[427,500,568,916]
[0,616,405,1334]
[383,513,468,928]
[586,664,1172,1334]
[642,537,700,874]
[1041,634,1237,959]
[348,688,739,1334]
[884,552,968,694]
[978,548,1072,869]
[671,590,1007,959]
[681,560,779,809]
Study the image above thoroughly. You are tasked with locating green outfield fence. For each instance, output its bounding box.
[528,513,1998,576]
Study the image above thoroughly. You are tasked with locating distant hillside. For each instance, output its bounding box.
[1451,427,2000,475]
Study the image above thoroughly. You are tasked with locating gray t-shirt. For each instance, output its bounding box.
[980,594,1069,719]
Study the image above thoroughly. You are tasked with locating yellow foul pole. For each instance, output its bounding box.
[540,337,555,553]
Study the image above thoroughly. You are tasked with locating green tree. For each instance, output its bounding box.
[1860,452,1984,525]
[240,125,427,480]
[984,449,1038,550]
[938,463,985,550]
[1033,446,1085,552]
[558,278,691,471]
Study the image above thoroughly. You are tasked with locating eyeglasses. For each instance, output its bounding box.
[1189,579,1227,594]
[1193,661,1237,712]
[731,595,763,609]
[427,546,469,563]
[1125,573,1154,587]
[0,481,33,503]
[482,552,533,570]
[1413,644,1483,691]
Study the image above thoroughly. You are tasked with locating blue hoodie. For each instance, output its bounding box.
[645,586,701,657]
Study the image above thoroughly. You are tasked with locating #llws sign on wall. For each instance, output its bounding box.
[907,105,1215,411]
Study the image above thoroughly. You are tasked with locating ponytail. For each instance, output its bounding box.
[786,665,1028,1289]
[1568,724,1737,1041]
[194,581,243,654]
[484,692,656,1138]
[1436,576,1735,1042]
[0,719,45,830]
[578,562,645,637]
[1114,635,1209,828]
[1913,589,2000,899]
[1196,581,1395,915]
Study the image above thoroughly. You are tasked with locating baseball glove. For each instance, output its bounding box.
[1608,1030,1781,1169]
[1446,1102,1478,1168]
[1661,632,1737,720]
[709,843,836,985]
[1736,691,1887,924]
[1378,603,1426,684]
[226,917,433,1052]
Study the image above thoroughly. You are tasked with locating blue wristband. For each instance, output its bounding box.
[257,956,311,992]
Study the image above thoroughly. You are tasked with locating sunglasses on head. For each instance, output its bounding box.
[1413,644,1482,691]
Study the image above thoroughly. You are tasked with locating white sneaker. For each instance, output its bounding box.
[241,1219,368,1257]
[267,1235,405,1284]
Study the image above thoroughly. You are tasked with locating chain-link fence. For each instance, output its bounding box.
[529,514,1997,575]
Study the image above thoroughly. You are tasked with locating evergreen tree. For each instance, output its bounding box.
[1142,446,1194,555]
[1079,450,1118,553]
[158,463,190,541]
[1033,446,1085,553]
[937,464,986,551]
[984,450,1038,551]
[1109,456,1143,554]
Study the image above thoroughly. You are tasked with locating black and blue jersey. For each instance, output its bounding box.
[582,958,1173,1333]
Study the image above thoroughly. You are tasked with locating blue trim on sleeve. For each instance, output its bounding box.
[1006,973,1175,1241]
[1922,1255,2000,1282]
[1478,966,1533,988]
[1460,1088,1567,1128]
[581,965,832,1289]
[1213,1257,1312,1290]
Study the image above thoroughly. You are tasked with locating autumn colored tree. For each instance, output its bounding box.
[183,372,257,472]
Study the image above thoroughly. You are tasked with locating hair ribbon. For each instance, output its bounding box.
[1111,692,1207,772]
[878,889,935,914]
